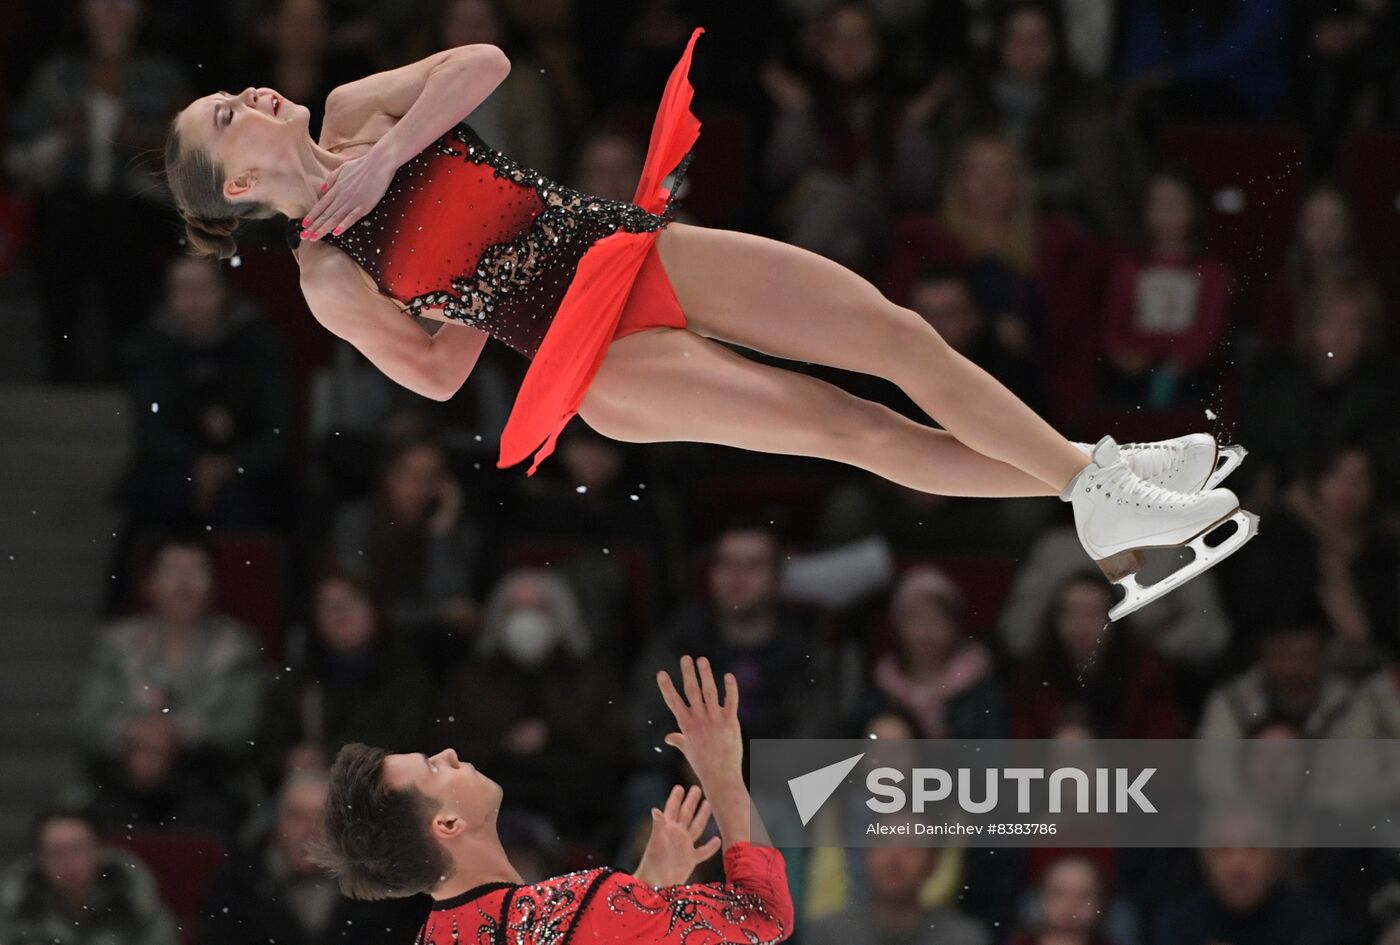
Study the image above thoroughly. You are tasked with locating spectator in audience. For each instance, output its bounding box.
[430,568,626,838]
[908,266,1045,411]
[1101,170,1232,410]
[237,0,370,139]
[73,535,265,805]
[1119,0,1291,129]
[1155,809,1336,945]
[1251,185,1367,350]
[571,128,648,203]
[630,523,838,764]
[200,770,424,945]
[256,574,431,790]
[800,709,975,922]
[0,807,178,945]
[1007,854,1123,945]
[999,523,1231,667]
[1011,573,1186,738]
[863,565,1008,739]
[1197,622,1380,740]
[1293,0,1396,175]
[884,133,1106,419]
[5,0,189,383]
[762,2,940,270]
[1233,447,1398,672]
[121,254,296,532]
[308,339,514,506]
[436,0,561,176]
[331,437,482,644]
[512,422,685,635]
[939,0,1144,236]
[1239,275,1400,509]
[805,845,992,945]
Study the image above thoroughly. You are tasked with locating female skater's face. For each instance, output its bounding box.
[174,87,312,205]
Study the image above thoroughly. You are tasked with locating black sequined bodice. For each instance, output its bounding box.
[322,123,669,357]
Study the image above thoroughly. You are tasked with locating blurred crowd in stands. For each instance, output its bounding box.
[4,0,1400,944]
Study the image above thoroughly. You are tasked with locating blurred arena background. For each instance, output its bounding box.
[2,1,1400,944]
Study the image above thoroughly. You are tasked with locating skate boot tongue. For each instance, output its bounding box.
[1091,435,1122,468]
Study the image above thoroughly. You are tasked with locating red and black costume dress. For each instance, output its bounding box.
[318,29,704,474]
[417,842,794,945]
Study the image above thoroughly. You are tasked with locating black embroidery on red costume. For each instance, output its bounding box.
[602,874,790,945]
[317,124,684,358]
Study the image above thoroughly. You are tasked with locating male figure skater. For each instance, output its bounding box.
[310,655,794,943]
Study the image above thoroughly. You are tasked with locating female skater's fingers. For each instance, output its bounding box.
[679,655,703,708]
[663,732,688,753]
[309,198,350,238]
[303,190,340,234]
[656,670,688,715]
[695,835,722,861]
[722,672,739,716]
[697,656,720,708]
[679,784,702,822]
[334,206,365,234]
[689,800,712,839]
[663,784,684,820]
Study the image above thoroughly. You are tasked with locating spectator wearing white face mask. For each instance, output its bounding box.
[428,569,627,840]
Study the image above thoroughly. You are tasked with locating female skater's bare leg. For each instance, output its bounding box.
[653,224,1089,492]
[581,329,1056,498]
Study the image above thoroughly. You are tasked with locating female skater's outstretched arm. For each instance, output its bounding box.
[299,240,487,400]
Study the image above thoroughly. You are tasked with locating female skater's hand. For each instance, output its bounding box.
[301,150,397,239]
[634,784,721,887]
[656,656,742,785]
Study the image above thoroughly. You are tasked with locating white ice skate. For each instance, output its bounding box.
[1066,437,1259,621]
[1074,433,1246,492]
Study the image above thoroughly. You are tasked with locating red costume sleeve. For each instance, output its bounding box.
[575,842,795,944]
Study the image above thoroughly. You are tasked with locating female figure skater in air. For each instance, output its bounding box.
[163,28,1254,618]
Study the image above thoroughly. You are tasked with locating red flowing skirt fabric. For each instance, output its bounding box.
[497,27,703,474]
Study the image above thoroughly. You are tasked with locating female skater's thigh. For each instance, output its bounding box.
[654,223,933,375]
[580,328,877,457]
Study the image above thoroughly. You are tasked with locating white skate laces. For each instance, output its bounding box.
[1072,434,1246,493]
[1067,436,1260,621]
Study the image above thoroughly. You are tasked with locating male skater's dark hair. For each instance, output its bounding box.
[307,743,452,900]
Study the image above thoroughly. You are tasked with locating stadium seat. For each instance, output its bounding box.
[104,831,225,945]
[1159,123,1305,281]
[688,471,836,545]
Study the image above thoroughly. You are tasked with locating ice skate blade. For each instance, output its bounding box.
[1104,509,1259,622]
[1204,445,1248,491]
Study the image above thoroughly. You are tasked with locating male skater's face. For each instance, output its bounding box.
[383,748,502,838]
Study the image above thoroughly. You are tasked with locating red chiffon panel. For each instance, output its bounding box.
[497,27,704,474]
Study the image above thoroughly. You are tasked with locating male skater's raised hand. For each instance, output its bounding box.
[656,655,760,848]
